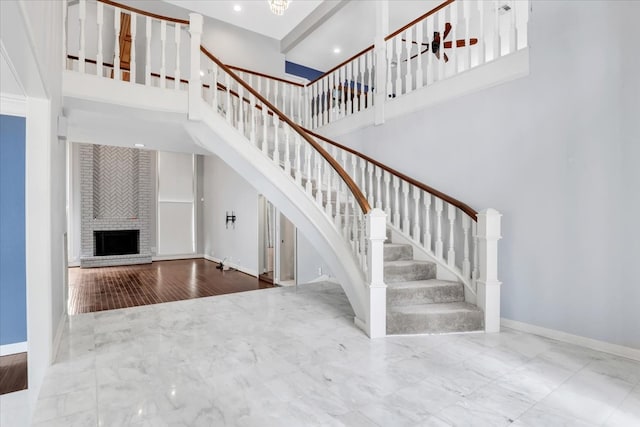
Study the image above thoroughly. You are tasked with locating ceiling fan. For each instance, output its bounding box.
[403,23,478,63]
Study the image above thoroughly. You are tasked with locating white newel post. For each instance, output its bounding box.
[374,1,388,125]
[477,208,502,333]
[188,13,203,121]
[366,208,387,338]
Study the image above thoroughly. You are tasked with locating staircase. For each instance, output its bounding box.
[384,230,483,334]
[62,0,505,338]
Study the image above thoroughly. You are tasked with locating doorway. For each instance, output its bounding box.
[258,196,296,286]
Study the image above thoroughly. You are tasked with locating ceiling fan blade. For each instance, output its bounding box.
[443,22,452,40]
[442,38,480,49]
[444,52,449,62]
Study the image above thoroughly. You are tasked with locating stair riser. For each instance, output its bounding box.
[388,285,464,306]
[386,310,484,334]
[384,263,436,283]
[384,245,413,262]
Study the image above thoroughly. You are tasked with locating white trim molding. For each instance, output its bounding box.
[204,255,258,278]
[152,253,204,262]
[501,318,640,362]
[0,341,28,356]
[0,93,26,116]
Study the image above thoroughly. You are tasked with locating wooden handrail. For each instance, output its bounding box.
[201,46,370,214]
[97,0,189,25]
[307,45,374,86]
[385,0,455,41]
[226,65,305,88]
[304,128,477,220]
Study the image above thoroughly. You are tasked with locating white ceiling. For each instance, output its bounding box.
[0,52,24,96]
[163,0,324,40]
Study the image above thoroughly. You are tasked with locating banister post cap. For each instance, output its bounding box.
[189,13,203,33]
[367,208,387,240]
[477,208,502,238]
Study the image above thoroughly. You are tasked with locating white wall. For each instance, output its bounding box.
[338,1,640,349]
[203,154,258,275]
[296,230,334,285]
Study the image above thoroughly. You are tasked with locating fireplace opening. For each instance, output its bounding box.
[94,230,139,256]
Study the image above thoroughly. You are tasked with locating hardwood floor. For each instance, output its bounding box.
[68,259,274,315]
[0,352,27,395]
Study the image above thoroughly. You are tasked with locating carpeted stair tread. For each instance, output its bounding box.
[387,302,484,334]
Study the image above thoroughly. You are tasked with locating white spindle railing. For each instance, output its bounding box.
[306,47,376,130]
[306,129,481,298]
[200,48,372,273]
[64,0,190,90]
[384,0,528,100]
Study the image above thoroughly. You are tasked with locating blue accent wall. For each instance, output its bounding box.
[0,114,27,346]
[285,61,324,81]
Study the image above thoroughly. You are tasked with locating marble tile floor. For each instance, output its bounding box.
[9,282,640,426]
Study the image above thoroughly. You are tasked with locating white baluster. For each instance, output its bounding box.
[383,171,391,217]
[284,125,291,175]
[145,17,151,86]
[394,36,402,96]
[402,181,410,234]
[386,39,393,98]
[238,84,245,134]
[447,204,456,267]
[294,135,302,185]
[114,8,121,80]
[509,0,517,54]
[426,15,434,85]
[96,1,103,76]
[367,162,374,206]
[375,166,382,209]
[359,158,367,201]
[462,215,471,280]
[423,191,432,251]
[225,73,231,122]
[436,12,444,81]
[463,0,472,71]
[249,93,257,146]
[356,56,362,113]
[130,12,137,83]
[304,144,312,195]
[472,220,479,290]
[366,51,373,108]
[273,80,279,113]
[346,62,353,115]
[415,20,424,89]
[477,0,486,66]
[334,179,343,229]
[212,63,218,108]
[343,194,351,240]
[350,153,358,190]
[78,0,86,73]
[174,23,181,89]
[160,21,167,87]
[315,152,323,206]
[412,186,420,241]
[393,176,400,227]
[325,167,333,217]
[435,198,444,258]
[272,115,280,165]
[404,29,413,93]
[450,2,458,74]
[62,0,67,69]
[493,0,501,59]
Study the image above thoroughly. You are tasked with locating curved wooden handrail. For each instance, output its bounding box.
[201,46,370,214]
[226,65,305,88]
[304,128,477,220]
[98,0,189,25]
[385,0,455,41]
[307,45,374,86]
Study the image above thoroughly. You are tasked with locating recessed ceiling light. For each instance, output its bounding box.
[233,4,242,12]
[333,47,341,54]
[134,143,145,148]
[199,70,205,77]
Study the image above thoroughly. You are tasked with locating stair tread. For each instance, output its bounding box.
[387,279,462,290]
[384,260,435,267]
[384,243,411,248]
[388,302,482,315]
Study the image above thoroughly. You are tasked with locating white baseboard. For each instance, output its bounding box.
[0,341,27,356]
[152,253,204,262]
[204,255,257,277]
[501,318,640,362]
